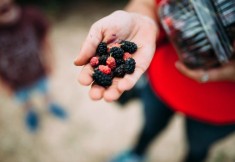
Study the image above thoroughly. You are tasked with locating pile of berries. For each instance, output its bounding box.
[90,40,137,87]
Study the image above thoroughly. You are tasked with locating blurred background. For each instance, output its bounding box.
[0,0,235,162]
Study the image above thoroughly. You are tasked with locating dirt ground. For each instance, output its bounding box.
[0,2,235,162]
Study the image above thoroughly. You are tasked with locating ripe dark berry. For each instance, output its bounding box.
[92,69,112,87]
[106,57,116,69]
[114,64,126,78]
[121,41,137,54]
[96,42,108,56]
[99,55,108,65]
[90,57,99,67]
[115,58,125,67]
[123,52,132,61]
[98,65,111,74]
[124,58,136,74]
[110,47,124,59]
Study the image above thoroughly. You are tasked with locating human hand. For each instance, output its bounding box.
[175,60,235,83]
[175,41,235,83]
[74,10,157,101]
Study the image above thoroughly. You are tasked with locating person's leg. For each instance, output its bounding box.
[116,75,148,105]
[15,87,39,132]
[35,77,67,119]
[109,83,174,162]
[132,83,174,156]
[184,117,235,162]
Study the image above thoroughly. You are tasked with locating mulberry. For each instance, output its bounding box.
[121,41,137,54]
[123,52,132,61]
[92,69,112,87]
[90,56,99,67]
[98,65,111,74]
[99,55,108,65]
[96,42,108,56]
[115,58,125,67]
[106,57,116,69]
[124,58,136,74]
[110,47,124,58]
[114,64,126,78]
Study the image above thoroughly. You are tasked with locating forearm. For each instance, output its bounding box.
[125,0,157,22]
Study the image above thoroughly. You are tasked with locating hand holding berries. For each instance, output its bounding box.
[91,41,136,87]
[74,10,157,101]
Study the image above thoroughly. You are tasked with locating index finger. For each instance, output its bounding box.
[74,24,103,66]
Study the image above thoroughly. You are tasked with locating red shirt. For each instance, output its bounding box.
[148,0,235,124]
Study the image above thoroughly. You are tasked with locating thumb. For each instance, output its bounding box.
[74,24,103,66]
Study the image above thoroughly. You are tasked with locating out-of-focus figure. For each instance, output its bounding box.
[0,0,67,132]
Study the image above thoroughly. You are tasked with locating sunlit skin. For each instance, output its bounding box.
[74,0,235,102]
[74,10,157,102]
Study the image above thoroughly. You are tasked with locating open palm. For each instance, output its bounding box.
[74,11,157,101]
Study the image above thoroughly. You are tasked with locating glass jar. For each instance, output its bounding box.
[158,0,235,69]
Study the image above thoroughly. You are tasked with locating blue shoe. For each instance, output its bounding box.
[109,151,145,162]
[49,103,67,119]
[25,109,39,132]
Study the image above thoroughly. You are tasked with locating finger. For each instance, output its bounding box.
[74,24,103,66]
[118,66,145,91]
[118,43,153,91]
[103,78,123,102]
[89,84,105,100]
[207,63,235,82]
[78,64,94,86]
[175,61,205,82]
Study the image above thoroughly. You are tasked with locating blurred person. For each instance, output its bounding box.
[0,0,67,132]
[74,0,235,161]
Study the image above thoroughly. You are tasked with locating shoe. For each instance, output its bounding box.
[49,103,67,119]
[109,151,145,162]
[25,109,39,132]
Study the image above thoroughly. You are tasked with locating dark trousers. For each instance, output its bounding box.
[132,83,235,162]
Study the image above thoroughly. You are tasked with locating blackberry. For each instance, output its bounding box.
[121,41,137,54]
[115,58,125,67]
[114,64,126,78]
[92,69,112,87]
[110,47,124,59]
[124,58,136,74]
[96,42,108,56]
[99,55,108,65]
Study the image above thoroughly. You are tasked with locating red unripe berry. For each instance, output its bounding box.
[108,43,121,52]
[90,57,99,67]
[98,65,111,74]
[106,57,116,69]
[164,16,173,28]
[123,52,132,61]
